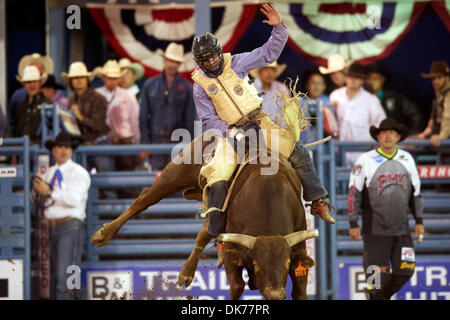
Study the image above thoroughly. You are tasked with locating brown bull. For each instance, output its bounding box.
[90,132,317,300]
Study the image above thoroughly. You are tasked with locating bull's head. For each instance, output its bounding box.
[217,229,318,300]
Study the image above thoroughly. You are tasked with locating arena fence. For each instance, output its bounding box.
[0,137,31,299]
[1,102,450,299]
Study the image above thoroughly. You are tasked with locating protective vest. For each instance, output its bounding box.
[192,53,263,126]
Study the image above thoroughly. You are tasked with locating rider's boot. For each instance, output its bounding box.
[309,197,336,224]
[288,144,335,224]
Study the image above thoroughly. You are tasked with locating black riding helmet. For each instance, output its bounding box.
[192,32,224,77]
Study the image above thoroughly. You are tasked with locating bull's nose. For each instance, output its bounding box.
[263,287,286,300]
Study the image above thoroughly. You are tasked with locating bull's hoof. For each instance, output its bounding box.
[177,264,196,288]
[176,274,194,288]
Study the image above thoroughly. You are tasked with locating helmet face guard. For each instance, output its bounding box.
[192,33,225,77]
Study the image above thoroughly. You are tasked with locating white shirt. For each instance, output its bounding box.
[349,149,421,197]
[330,87,386,166]
[43,159,91,220]
[330,87,386,142]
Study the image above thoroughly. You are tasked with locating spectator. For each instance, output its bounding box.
[140,42,196,171]
[61,61,110,146]
[119,58,145,101]
[33,132,90,300]
[96,60,141,146]
[417,60,450,148]
[96,60,140,198]
[250,60,289,126]
[301,69,338,142]
[41,75,69,110]
[319,54,347,95]
[366,64,423,135]
[330,63,386,166]
[8,53,53,135]
[14,65,51,145]
[347,118,424,300]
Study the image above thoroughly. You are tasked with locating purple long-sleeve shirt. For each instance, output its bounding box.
[193,23,289,137]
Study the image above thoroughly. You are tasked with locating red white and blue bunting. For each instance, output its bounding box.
[277,1,431,66]
[89,1,450,77]
[89,4,258,79]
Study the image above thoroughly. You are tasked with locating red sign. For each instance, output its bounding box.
[417,166,450,179]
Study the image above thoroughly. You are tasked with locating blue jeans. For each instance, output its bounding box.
[50,218,84,300]
[288,144,328,201]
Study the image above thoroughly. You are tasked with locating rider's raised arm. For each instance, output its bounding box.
[232,23,288,77]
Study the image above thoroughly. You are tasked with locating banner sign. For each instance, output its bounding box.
[418,165,450,179]
[338,259,450,300]
[82,259,317,300]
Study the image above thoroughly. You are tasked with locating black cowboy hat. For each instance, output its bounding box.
[45,132,80,151]
[369,118,408,142]
[343,63,366,79]
[366,63,392,83]
[42,74,65,90]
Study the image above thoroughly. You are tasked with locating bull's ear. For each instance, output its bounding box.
[217,233,256,249]
[285,229,319,247]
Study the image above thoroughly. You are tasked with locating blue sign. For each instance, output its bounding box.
[338,258,450,300]
[81,260,298,300]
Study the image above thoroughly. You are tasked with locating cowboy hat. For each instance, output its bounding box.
[16,65,47,83]
[365,63,391,83]
[42,74,65,90]
[119,58,145,80]
[421,60,450,78]
[157,42,185,63]
[343,63,366,79]
[44,132,80,152]
[249,61,287,79]
[369,118,408,142]
[61,61,94,82]
[95,60,126,78]
[319,54,348,75]
[18,53,54,77]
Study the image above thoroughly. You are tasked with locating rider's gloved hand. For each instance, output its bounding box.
[228,126,245,142]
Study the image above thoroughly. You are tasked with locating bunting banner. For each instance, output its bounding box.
[276,1,430,66]
[89,4,258,79]
[89,1,449,77]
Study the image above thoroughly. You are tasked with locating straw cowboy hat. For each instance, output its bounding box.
[157,42,185,63]
[18,53,54,77]
[94,60,126,78]
[44,132,80,152]
[319,54,349,75]
[249,61,287,79]
[119,58,145,80]
[16,65,47,83]
[61,61,94,82]
[421,60,450,78]
[369,118,408,142]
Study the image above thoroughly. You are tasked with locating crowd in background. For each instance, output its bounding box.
[1,49,449,171]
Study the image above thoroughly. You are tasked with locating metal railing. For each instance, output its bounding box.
[0,137,31,299]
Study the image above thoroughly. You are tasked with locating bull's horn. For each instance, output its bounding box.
[217,233,257,250]
[285,229,319,247]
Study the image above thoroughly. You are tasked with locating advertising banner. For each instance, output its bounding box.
[338,259,450,300]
